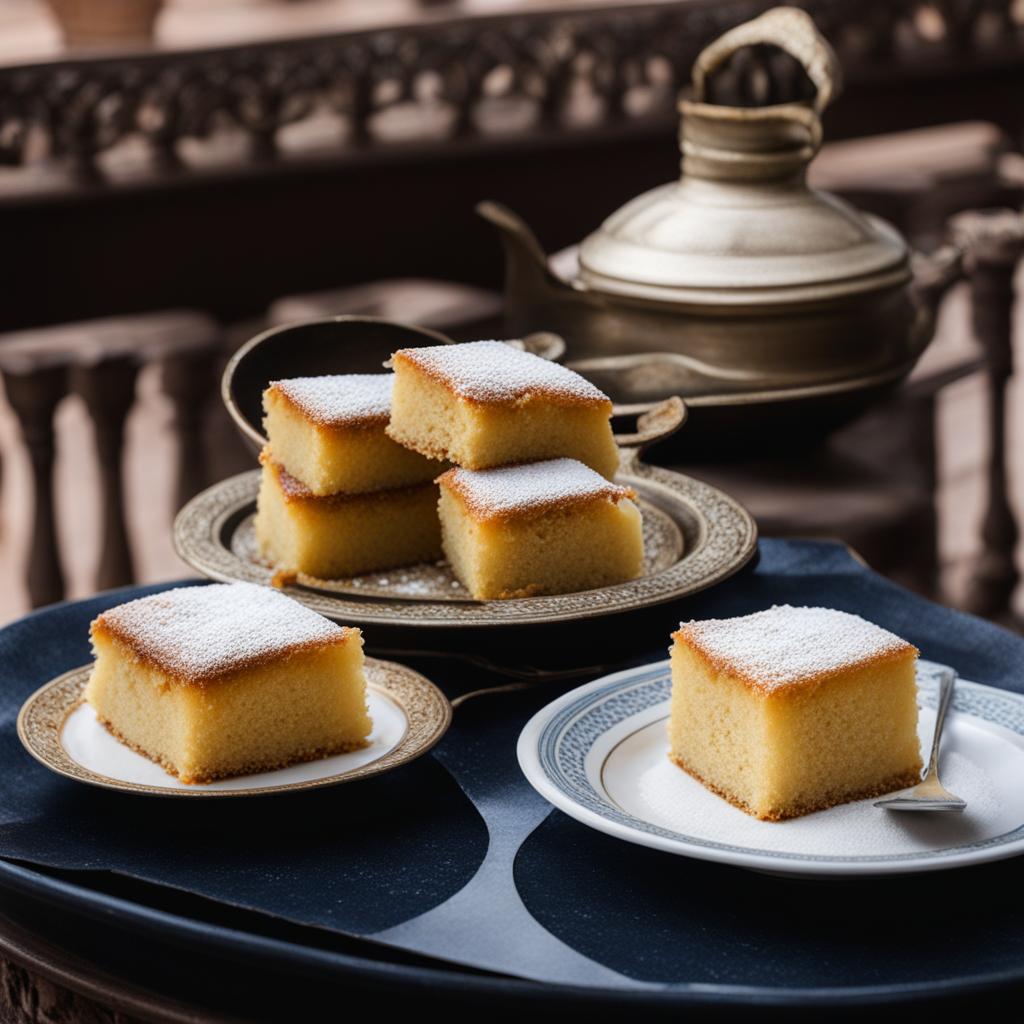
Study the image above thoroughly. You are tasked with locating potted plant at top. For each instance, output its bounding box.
[45,0,165,49]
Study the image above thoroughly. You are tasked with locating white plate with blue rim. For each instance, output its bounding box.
[517,659,1024,877]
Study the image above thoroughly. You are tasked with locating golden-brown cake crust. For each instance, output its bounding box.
[91,583,354,690]
[259,449,435,508]
[669,753,921,822]
[93,712,368,784]
[437,458,635,524]
[672,605,919,697]
[392,341,613,409]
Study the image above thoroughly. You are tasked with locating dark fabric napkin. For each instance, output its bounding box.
[0,539,1022,992]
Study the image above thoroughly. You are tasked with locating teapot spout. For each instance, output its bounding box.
[477,201,575,326]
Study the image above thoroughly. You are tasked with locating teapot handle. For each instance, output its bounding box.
[692,6,842,115]
[911,243,963,308]
[904,242,964,359]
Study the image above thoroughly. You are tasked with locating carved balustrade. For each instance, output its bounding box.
[0,0,1023,183]
[950,208,1024,625]
[0,312,221,607]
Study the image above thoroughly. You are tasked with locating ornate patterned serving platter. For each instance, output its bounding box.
[18,657,451,798]
[226,495,684,602]
[172,454,757,628]
[518,659,1024,877]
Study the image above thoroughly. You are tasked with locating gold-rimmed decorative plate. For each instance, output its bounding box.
[172,452,757,629]
[17,657,451,798]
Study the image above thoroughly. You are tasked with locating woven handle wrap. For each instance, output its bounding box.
[691,6,842,115]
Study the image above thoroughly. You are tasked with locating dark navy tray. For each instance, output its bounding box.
[1,540,1023,1014]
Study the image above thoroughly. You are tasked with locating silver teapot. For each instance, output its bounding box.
[478,7,959,454]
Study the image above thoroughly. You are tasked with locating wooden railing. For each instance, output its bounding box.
[951,209,1024,621]
[1,0,1023,183]
[0,313,221,607]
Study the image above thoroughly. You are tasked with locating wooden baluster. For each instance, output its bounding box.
[950,209,1024,623]
[0,366,68,607]
[1,312,218,605]
[71,357,139,591]
[160,350,220,510]
[900,389,941,598]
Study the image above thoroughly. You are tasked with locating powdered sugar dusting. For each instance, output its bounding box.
[93,582,349,684]
[677,605,916,691]
[395,341,610,405]
[270,374,392,427]
[440,457,632,520]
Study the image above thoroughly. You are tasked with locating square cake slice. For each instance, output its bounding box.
[264,374,439,495]
[437,458,644,599]
[387,341,620,479]
[668,606,923,821]
[85,582,372,783]
[254,451,441,580]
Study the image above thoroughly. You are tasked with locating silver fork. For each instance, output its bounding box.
[875,666,967,812]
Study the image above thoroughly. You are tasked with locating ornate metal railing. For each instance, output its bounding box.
[1,0,1023,181]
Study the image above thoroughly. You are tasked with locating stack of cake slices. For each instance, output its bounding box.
[254,374,443,579]
[253,342,646,598]
[386,340,645,599]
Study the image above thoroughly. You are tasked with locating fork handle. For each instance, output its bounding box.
[926,668,957,779]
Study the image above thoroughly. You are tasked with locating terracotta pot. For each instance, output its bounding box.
[46,0,164,48]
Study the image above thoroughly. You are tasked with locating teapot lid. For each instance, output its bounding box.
[577,8,909,306]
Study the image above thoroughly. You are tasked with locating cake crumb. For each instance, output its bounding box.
[271,568,298,589]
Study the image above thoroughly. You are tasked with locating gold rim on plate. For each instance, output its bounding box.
[171,460,758,628]
[17,657,452,798]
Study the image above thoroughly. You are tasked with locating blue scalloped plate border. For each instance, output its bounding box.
[518,659,1024,877]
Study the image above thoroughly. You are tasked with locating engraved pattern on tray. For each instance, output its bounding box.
[173,463,757,627]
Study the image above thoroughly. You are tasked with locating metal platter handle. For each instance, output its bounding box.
[613,396,688,470]
[691,5,842,116]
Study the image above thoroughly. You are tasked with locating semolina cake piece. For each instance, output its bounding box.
[264,374,439,496]
[668,606,923,821]
[437,458,644,599]
[255,450,441,579]
[85,582,372,784]
[387,341,620,479]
